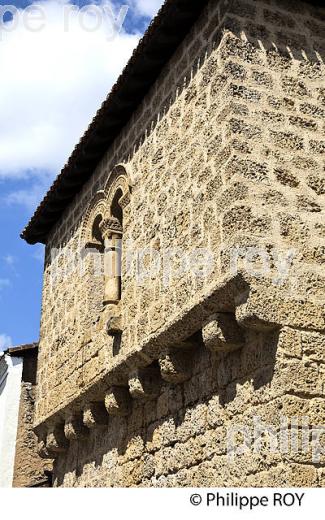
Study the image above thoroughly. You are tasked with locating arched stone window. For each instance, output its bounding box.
[81,164,132,311]
[91,215,105,251]
[82,193,107,251]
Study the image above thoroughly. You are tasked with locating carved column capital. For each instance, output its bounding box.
[99,217,123,240]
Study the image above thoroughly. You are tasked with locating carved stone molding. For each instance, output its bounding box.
[35,274,324,443]
[81,191,107,246]
[64,412,89,441]
[99,217,123,239]
[105,164,132,210]
[105,386,131,416]
[129,366,161,400]
[159,348,193,384]
[119,191,131,209]
[202,313,244,353]
[83,402,109,429]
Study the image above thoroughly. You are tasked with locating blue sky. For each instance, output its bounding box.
[0,0,163,350]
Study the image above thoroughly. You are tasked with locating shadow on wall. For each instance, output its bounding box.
[53,327,280,486]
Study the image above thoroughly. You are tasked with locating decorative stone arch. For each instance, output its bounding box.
[81,191,109,250]
[79,163,132,312]
[101,164,132,307]
[104,163,132,213]
[81,163,132,245]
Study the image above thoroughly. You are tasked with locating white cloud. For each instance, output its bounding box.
[0,334,12,351]
[133,0,163,18]
[6,177,53,211]
[0,0,140,185]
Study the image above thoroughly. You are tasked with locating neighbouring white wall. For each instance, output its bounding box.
[0,355,23,487]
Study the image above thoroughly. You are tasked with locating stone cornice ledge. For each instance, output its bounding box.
[34,271,324,457]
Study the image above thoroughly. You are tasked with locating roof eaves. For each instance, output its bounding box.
[21,0,211,245]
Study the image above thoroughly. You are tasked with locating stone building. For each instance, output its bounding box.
[0,344,51,487]
[22,0,324,487]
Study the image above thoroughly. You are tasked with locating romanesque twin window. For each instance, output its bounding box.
[81,164,131,310]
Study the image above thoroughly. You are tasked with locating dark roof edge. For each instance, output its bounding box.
[6,343,39,356]
[21,0,324,245]
[21,0,211,245]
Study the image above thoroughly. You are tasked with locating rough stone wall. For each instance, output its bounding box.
[13,354,52,487]
[34,0,324,487]
[54,328,325,487]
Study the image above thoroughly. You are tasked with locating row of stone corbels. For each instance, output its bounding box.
[36,312,248,459]
[36,273,325,459]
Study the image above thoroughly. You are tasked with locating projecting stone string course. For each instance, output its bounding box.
[36,275,308,457]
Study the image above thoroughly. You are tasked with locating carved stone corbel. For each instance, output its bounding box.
[37,439,55,459]
[46,423,69,453]
[83,402,109,429]
[105,305,123,336]
[64,412,89,441]
[202,313,244,353]
[159,348,193,384]
[105,386,131,416]
[128,366,161,400]
[35,425,54,459]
